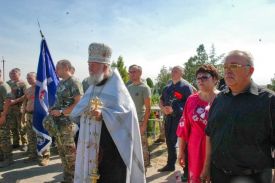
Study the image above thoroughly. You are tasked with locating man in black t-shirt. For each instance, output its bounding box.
[205,50,275,183]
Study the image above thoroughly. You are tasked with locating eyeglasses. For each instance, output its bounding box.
[223,63,251,70]
[196,75,212,82]
[128,70,137,74]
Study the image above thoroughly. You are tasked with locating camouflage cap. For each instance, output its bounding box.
[88,43,112,64]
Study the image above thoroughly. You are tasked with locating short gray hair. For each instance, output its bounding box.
[12,68,21,73]
[172,65,184,75]
[27,72,36,78]
[129,64,142,72]
[57,59,73,70]
[224,50,254,67]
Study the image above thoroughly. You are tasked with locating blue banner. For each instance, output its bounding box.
[33,38,59,155]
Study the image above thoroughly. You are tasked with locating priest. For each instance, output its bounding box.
[71,43,146,183]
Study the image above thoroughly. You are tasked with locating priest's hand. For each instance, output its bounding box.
[90,109,103,121]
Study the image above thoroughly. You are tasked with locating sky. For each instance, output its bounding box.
[0,0,274,85]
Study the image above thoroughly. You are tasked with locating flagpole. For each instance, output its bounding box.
[37,19,45,39]
[1,56,5,81]
[33,24,59,156]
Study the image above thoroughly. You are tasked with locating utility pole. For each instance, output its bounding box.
[1,56,5,81]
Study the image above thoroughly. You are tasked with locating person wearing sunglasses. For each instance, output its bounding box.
[205,50,275,183]
[177,64,219,183]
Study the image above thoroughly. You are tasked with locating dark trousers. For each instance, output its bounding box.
[98,121,126,183]
[164,116,179,168]
[183,147,188,177]
[74,123,80,147]
[211,163,272,183]
[74,130,79,147]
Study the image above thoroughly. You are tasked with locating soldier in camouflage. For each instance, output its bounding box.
[0,71,12,161]
[0,69,13,168]
[43,59,83,183]
[6,70,13,88]
[23,72,51,165]
[7,68,28,150]
[81,76,90,93]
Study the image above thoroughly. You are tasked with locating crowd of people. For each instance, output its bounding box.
[0,43,274,183]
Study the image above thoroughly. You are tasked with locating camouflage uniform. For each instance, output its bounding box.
[0,82,12,164]
[25,113,37,156]
[81,77,90,93]
[43,76,83,182]
[6,80,12,87]
[24,86,51,162]
[7,80,28,146]
[25,112,51,164]
[140,129,150,167]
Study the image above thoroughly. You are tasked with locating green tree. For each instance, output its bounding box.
[267,74,275,91]
[155,66,171,94]
[184,55,199,86]
[111,56,129,83]
[196,44,208,65]
[209,44,225,77]
[184,44,224,86]
[146,77,154,88]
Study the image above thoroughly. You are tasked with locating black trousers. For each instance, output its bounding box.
[74,130,79,147]
[98,121,126,183]
[210,163,272,183]
[183,147,188,177]
[165,116,180,168]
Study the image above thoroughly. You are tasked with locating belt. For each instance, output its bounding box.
[241,169,263,175]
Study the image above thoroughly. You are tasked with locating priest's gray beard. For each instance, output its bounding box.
[88,67,104,85]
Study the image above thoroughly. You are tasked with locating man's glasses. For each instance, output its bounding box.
[223,63,251,70]
[128,70,137,74]
[196,75,212,82]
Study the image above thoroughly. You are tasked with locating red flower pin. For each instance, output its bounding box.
[174,91,183,100]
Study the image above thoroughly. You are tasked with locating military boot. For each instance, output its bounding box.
[61,172,74,183]
[20,144,28,152]
[38,155,50,166]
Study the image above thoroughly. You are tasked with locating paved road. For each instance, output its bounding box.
[0,150,63,183]
[0,143,184,183]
